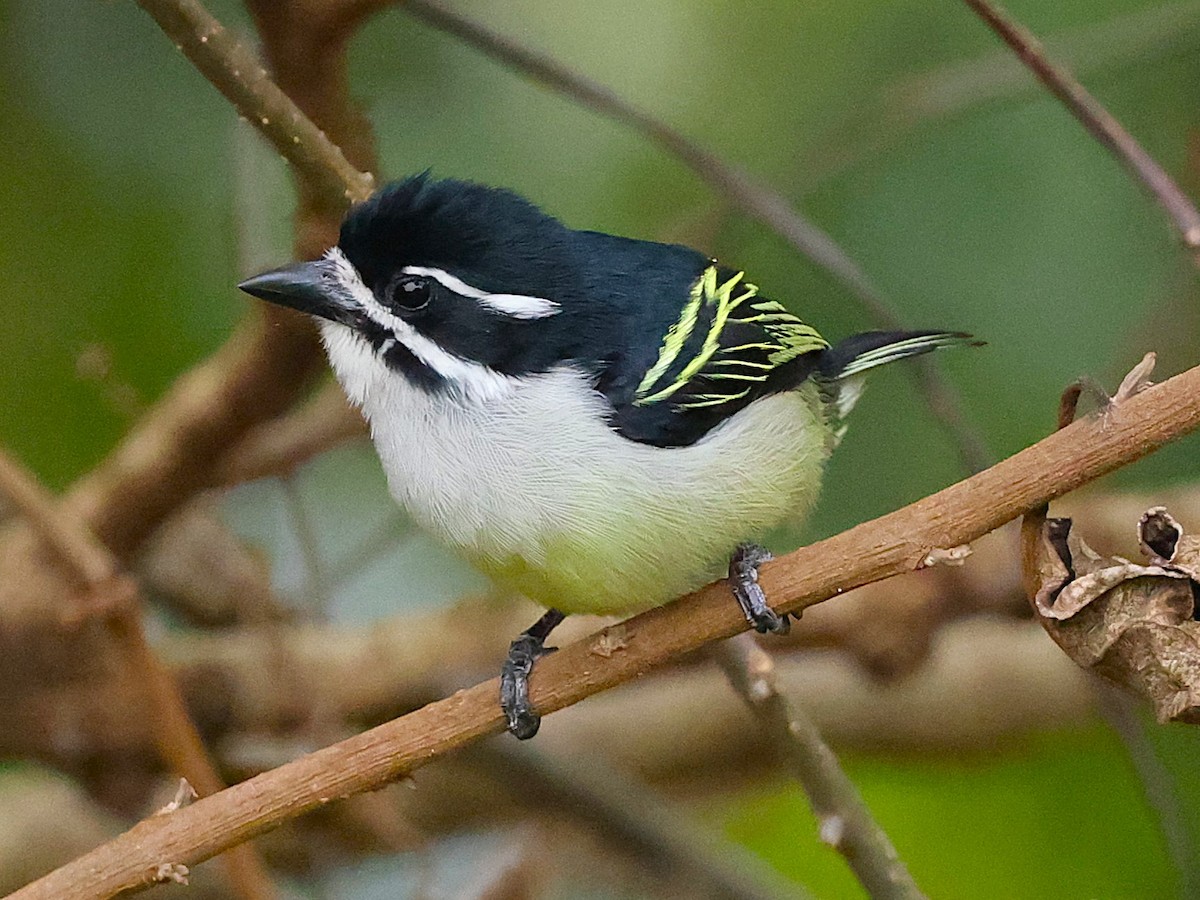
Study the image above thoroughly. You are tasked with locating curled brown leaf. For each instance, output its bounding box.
[1022,505,1200,723]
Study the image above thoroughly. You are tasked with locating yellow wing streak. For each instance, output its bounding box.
[634,266,829,409]
[633,275,706,398]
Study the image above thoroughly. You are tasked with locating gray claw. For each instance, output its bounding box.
[729,543,790,634]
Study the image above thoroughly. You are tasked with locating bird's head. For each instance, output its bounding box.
[239,173,584,400]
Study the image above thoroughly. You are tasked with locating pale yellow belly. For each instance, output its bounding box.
[366,366,831,616]
[459,389,831,615]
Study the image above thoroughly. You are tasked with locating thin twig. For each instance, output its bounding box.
[961,0,1200,251]
[399,1,876,313]
[242,0,385,255]
[0,449,277,900]
[715,636,925,900]
[12,357,1200,900]
[798,2,1200,194]
[399,0,991,473]
[0,454,115,586]
[217,383,365,486]
[136,0,374,207]
[281,475,332,612]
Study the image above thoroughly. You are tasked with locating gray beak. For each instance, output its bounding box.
[238,260,359,325]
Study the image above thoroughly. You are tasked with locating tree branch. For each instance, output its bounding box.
[63,0,382,559]
[136,0,374,209]
[796,3,1200,195]
[216,382,365,486]
[715,635,924,900]
[961,0,1200,251]
[241,0,384,255]
[12,357,1200,899]
[0,450,277,900]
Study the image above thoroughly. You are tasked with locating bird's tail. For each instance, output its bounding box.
[818,330,979,436]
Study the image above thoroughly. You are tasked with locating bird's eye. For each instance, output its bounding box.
[387,275,432,313]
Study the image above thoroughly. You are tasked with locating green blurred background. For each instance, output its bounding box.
[4,0,1200,896]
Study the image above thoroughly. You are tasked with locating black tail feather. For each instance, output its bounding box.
[819,330,980,381]
[818,330,980,437]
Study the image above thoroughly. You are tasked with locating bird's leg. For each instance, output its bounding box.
[728,542,791,635]
[500,608,566,739]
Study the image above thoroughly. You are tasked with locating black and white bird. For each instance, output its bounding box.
[240,173,976,738]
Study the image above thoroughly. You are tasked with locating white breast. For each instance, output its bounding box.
[321,322,830,614]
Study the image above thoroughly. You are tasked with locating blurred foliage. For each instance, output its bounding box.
[722,726,1178,899]
[5,0,1200,897]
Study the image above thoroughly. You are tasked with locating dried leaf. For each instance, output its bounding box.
[1020,512,1073,614]
[1022,505,1200,723]
[1113,351,1156,404]
[1139,506,1182,561]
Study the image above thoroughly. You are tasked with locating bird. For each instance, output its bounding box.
[239,172,977,739]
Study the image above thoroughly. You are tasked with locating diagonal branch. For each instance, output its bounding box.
[961,0,1200,251]
[797,3,1200,196]
[715,636,925,900]
[484,743,809,900]
[399,0,991,473]
[398,0,874,309]
[60,0,381,560]
[12,357,1200,900]
[136,0,374,208]
[0,449,277,900]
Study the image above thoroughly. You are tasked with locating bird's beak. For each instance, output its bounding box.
[238,260,359,325]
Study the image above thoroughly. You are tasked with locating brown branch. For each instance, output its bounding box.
[135,0,374,210]
[138,501,293,627]
[64,0,382,556]
[0,450,277,900]
[216,382,365,486]
[58,315,322,561]
[0,615,1090,805]
[64,0,387,559]
[141,608,1086,770]
[0,0,384,874]
[797,3,1200,195]
[0,454,114,586]
[12,358,1200,899]
[241,0,384,255]
[398,0,991,474]
[61,0,388,554]
[961,0,1200,251]
[716,636,924,900]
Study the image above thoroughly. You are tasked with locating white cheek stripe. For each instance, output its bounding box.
[401,265,560,319]
[323,248,515,403]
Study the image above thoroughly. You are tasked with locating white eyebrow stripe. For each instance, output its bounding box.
[401,265,560,319]
[323,248,515,403]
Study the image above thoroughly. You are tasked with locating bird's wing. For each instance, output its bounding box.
[602,265,830,447]
[633,265,829,408]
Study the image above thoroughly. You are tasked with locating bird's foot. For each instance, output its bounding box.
[728,542,790,635]
[500,608,566,739]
